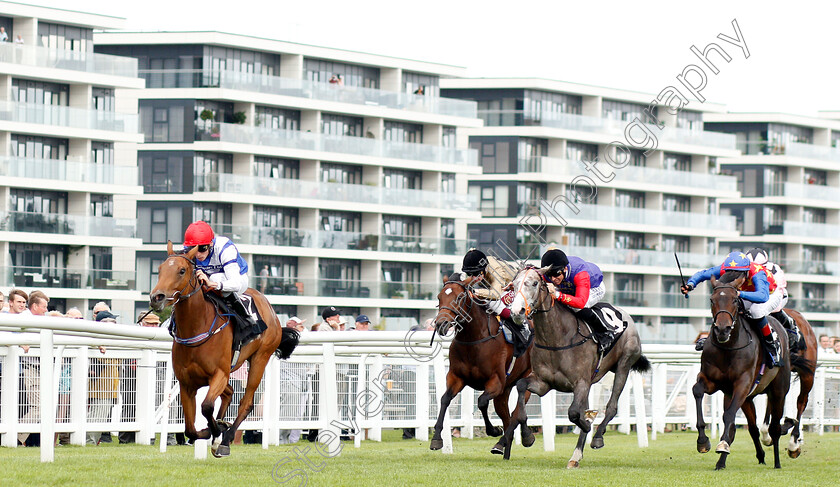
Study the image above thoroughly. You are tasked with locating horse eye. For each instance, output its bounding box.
[532,281,537,286]
[180,268,186,275]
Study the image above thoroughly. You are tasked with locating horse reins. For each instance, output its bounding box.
[526,271,591,352]
[164,254,231,347]
[435,280,503,346]
[709,283,754,352]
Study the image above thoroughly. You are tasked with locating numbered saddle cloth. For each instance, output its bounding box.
[591,302,629,335]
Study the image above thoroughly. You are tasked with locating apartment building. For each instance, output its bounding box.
[442,78,742,342]
[706,113,840,335]
[0,2,143,319]
[93,31,482,327]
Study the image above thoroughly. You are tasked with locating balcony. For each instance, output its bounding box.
[0,156,137,186]
[195,173,478,212]
[2,266,136,290]
[215,225,472,256]
[0,211,135,238]
[139,68,477,118]
[0,43,138,78]
[0,101,138,133]
[258,277,439,300]
[778,259,840,277]
[196,123,477,166]
[519,157,738,192]
[786,142,840,162]
[775,221,840,240]
[764,182,840,202]
[787,298,840,314]
[478,109,736,149]
[563,245,720,270]
[540,204,737,231]
[608,291,708,309]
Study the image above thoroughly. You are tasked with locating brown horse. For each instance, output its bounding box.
[759,309,817,458]
[693,273,792,470]
[430,274,534,455]
[149,242,299,457]
[505,266,650,468]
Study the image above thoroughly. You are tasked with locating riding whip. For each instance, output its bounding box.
[675,253,689,299]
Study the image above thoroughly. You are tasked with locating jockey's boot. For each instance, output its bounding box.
[755,317,783,368]
[771,310,801,350]
[224,294,257,332]
[576,307,613,355]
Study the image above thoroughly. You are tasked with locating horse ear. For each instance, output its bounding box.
[442,274,448,285]
[538,265,552,275]
[167,240,174,255]
[710,274,717,287]
[186,245,199,260]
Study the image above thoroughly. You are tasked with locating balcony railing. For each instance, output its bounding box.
[478,109,736,149]
[214,225,472,256]
[196,122,477,166]
[777,259,840,277]
[563,245,720,270]
[540,203,737,231]
[777,221,840,240]
[608,291,708,309]
[195,173,478,212]
[139,68,477,118]
[787,298,840,314]
[1,266,136,290]
[0,43,138,78]
[519,157,738,192]
[0,101,138,133]
[0,156,137,186]
[0,211,136,238]
[258,277,439,300]
[764,181,840,201]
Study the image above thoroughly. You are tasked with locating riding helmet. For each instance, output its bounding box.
[721,251,751,271]
[745,248,769,265]
[184,220,214,246]
[462,248,488,276]
[541,249,569,277]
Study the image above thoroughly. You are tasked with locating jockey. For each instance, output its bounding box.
[681,250,784,367]
[540,248,613,353]
[745,248,800,346]
[183,221,263,339]
[461,248,528,339]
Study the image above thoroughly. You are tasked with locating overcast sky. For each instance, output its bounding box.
[28,0,839,117]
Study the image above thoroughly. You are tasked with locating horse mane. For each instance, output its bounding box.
[719,270,746,284]
[448,272,463,282]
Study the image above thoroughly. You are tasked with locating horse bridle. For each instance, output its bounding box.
[435,280,502,346]
[710,283,753,351]
[520,269,554,320]
[165,254,204,306]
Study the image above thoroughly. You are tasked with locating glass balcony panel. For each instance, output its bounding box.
[4,266,135,289]
[0,101,138,133]
[0,43,138,77]
[0,156,136,185]
[540,204,736,231]
[0,211,135,238]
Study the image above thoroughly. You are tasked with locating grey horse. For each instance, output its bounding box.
[503,266,650,468]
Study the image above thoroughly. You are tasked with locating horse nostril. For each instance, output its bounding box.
[150,292,165,304]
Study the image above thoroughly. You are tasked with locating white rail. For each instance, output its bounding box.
[1,314,839,463]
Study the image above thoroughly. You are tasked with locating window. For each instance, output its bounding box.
[321,211,360,232]
[469,139,512,174]
[469,184,510,217]
[89,247,113,280]
[615,190,645,209]
[10,243,65,273]
[254,206,298,228]
[38,22,93,51]
[193,152,233,192]
[255,106,300,131]
[565,228,597,247]
[661,235,690,253]
[319,259,362,291]
[441,173,456,193]
[204,46,282,78]
[255,157,299,179]
[663,195,691,212]
[403,71,439,97]
[304,58,379,88]
[12,79,69,106]
[91,142,114,165]
[383,215,420,236]
[140,101,190,143]
[629,149,646,167]
[193,203,232,229]
[524,90,582,123]
[384,121,423,143]
[441,218,455,239]
[602,100,648,122]
[137,202,193,244]
[12,135,68,160]
[676,111,703,130]
[321,163,362,184]
[139,152,191,194]
[442,127,456,148]
[518,138,548,171]
[803,207,826,224]
[663,153,691,171]
[321,114,363,137]
[253,255,298,292]
[517,183,546,216]
[615,232,645,250]
[768,123,813,149]
[614,274,644,307]
[92,88,115,112]
[10,189,67,214]
[383,169,421,189]
[566,142,598,161]
[764,167,786,195]
[764,206,787,232]
[803,168,827,186]
[136,252,165,294]
[90,194,113,217]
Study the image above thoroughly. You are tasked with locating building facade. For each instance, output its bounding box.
[94,32,482,328]
[0,2,143,319]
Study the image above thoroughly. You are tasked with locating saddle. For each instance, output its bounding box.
[498,317,534,358]
[204,291,267,351]
[587,303,630,355]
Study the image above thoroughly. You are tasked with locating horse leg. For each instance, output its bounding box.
[591,359,632,450]
[218,354,271,457]
[788,371,813,458]
[768,388,786,469]
[741,398,766,465]
[567,380,593,469]
[760,404,772,446]
[216,383,234,422]
[181,384,211,442]
[488,386,510,455]
[200,370,230,457]
[477,375,503,437]
[430,374,465,451]
[715,384,749,471]
[692,378,711,454]
[503,377,542,460]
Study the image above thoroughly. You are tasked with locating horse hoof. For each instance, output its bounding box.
[212,444,230,458]
[788,448,801,459]
[487,426,503,437]
[522,429,535,448]
[714,464,726,471]
[430,439,443,451]
[566,460,579,469]
[584,409,598,421]
[697,439,711,453]
[490,444,503,455]
[211,434,223,452]
[716,441,730,454]
[591,437,604,450]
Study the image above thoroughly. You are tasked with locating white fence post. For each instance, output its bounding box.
[40,330,55,462]
[631,372,648,448]
[462,387,475,439]
[136,349,155,446]
[541,391,556,452]
[70,346,88,446]
[651,363,667,438]
[416,362,430,442]
[369,354,384,442]
[617,384,631,435]
[160,354,175,453]
[321,343,341,456]
[1,345,20,447]
[354,354,367,448]
[814,367,826,436]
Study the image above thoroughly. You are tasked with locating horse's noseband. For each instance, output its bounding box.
[711,284,743,328]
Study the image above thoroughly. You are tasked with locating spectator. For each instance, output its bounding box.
[413,85,425,95]
[834,339,840,355]
[8,289,27,314]
[0,290,6,312]
[820,334,835,354]
[286,316,307,333]
[87,317,120,445]
[57,309,83,446]
[93,301,112,321]
[65,307,84,319]
[319,306,342,332]
[259,265,270,294]
[329,74,340,85]
[10,289,37,445]
[0,27,7,42]
[118,313,160,444]
[14,34,23,45]
[28,291,49,316]
[353,315,372,331]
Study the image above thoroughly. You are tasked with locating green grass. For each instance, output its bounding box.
[3,430,840,486]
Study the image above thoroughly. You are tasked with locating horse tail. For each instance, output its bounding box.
[631,355,651,373]
[274,328,301,360]
[790,353,816,376]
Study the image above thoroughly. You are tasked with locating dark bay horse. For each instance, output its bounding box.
[150,242,299,457]
[431,274,534,455]
[759,308,817,458]
[693,273,791,470]
[505,267,650,468]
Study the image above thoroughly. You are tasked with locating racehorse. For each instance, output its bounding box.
[693,273,793,470]
[759,309,817,458]
[504,266,650,468]
[431,273,534,455]
[149,242,299,457]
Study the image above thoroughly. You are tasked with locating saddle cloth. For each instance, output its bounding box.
[591,302,629,334]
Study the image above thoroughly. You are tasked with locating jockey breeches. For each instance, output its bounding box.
[743,289,785,319]
[208,272,249,299]
[570,282,606,312]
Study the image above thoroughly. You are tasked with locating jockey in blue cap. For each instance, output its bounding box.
[681,251,784,367]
